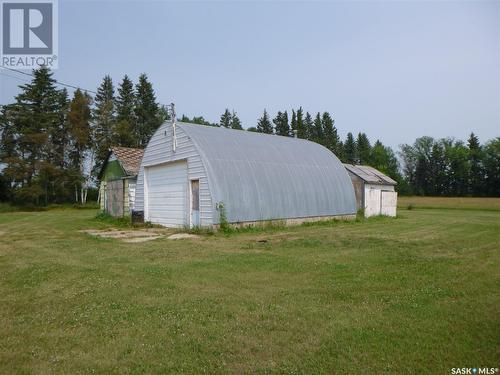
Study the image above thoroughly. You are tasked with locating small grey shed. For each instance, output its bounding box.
[134,121,357,228]
[344,164,398,217]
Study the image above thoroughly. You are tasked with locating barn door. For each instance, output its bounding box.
[190,180,200,227]
[106,180,124,217]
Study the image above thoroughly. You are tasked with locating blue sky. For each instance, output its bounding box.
[1,0,499,149]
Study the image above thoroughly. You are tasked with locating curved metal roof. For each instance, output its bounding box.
[178,122,356,222]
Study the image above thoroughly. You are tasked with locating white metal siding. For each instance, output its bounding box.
[145,161,188,227]
[381,191,397,217]
[135,123,213,226]
[128,180,136,211]
[364,184,397,217]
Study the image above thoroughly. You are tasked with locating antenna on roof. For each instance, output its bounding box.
[167,103,177,152]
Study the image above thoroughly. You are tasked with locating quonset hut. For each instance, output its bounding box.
[134,121,357,228]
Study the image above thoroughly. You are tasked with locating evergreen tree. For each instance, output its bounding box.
[322,112,341,156]
[344,132,356,163]
[230,110,243,130]
[220,109,231,128]
[273,111,290,137]
[304,112,314,141]
[0,67,61,204]
[93,75,115,173]
[51,89,70,169]
[256,109,273,134]
[296,107,306,139]
[467,132,483,196]
[356,132,371,164]
[135,73,162,148]
[290,110,297,137]
[247,127,259,132]
[115,75,136,147]
[312,113,324,145]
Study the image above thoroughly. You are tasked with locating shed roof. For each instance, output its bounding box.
[344,163,397,185]
[109,146,144,176]
[175,122,357,221]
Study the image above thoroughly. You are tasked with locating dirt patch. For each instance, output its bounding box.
[80,229,164,242]
[168,233,200,240]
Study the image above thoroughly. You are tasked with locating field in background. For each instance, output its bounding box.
[0,204,499,374]
[398,196,500,210]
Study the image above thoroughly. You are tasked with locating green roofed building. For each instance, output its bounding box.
[98,147,144,217]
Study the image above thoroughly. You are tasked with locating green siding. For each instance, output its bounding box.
[102,160,126,182]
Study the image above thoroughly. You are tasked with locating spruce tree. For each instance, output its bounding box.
[93,75,115,173]
[296,107,306,139]
[50,88,70,169]
[356,132,371,164]
[220,109,231,128]
[313,113,324,145]
[135,73,162,148]
[230,111,243,130]
[304,112,313,141]
[257,109,273,134]
[344,132,356,163]
[115,75,136,147]
[290,110,297,137]
[273,111,290,137]
[322,112,341,155]
[1,67,61,204]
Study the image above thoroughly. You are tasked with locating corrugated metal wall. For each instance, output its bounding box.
[180,123,356,224]
[135,122,213,226]
[137,121,357,227]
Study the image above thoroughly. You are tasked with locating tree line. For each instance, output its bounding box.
[0,67,166,205]
[241,108,499,197]
[1,67,499,205]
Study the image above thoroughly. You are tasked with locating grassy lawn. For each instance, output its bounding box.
[0,205,499,374]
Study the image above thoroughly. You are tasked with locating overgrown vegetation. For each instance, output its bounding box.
[0,204,498,373]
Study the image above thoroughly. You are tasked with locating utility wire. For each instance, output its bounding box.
[0,72,32,83]
[0,66,97,94]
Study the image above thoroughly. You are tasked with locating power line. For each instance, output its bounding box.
[0,72,32,83]
[0,66,97,94]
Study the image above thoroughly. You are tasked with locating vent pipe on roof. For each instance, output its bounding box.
[168,103,177,152]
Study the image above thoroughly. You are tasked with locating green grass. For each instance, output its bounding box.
[0,204,499,374]
[399,196,500,211]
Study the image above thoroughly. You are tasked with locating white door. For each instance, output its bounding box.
[145,160,188,227]
[364,188,381,217]
[381,191,397,217]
